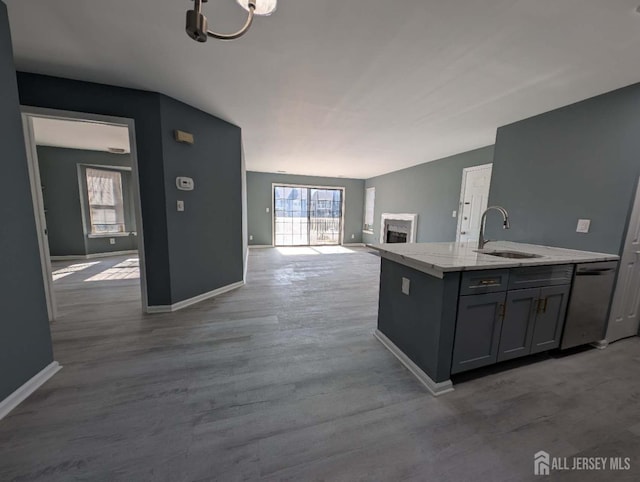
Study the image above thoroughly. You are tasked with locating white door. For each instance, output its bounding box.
[457,164,493,243]
[606,178,640,343]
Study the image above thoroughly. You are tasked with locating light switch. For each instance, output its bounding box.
[452,210,457,218]
[249,235,253,241]
[402,277,411,296]
[177,200,185,212]
[351,234,355,239]
[576,219,591,233]
[266,207,270,213]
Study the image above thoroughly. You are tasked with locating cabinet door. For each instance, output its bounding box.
[498,288,538,362]
[531,285,570,353]
[452,292,506,374]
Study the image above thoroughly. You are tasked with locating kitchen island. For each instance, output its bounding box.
[372,241,619,395]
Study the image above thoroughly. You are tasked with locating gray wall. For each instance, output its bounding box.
[159,95,244,304]
[487,83,640,255]
[246,172,365,245]
[364,146,495,244]
[37,146,138,257]
[18,72,171,305]
[18,73,245,307]
[0,1,53,400]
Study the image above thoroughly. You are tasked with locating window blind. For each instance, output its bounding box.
[86,168,126,234]
[364,187,375,231]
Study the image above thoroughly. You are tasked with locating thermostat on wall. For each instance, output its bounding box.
[176,177,195,191]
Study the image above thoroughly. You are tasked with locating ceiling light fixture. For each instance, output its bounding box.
[186,0,277,42]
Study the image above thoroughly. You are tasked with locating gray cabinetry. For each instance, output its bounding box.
[498,288,538,361]
[531,285,570,353]
[453,266,573,375]
[460,269,510,295]
[508,265,573,290]
[451,292,506,374]
[497,285,571,361]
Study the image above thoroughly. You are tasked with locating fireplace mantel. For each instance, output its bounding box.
[380,213,418,243]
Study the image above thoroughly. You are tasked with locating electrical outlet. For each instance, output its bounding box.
[177,200,185,212]
[249,235,253,241]
[452,210,457,218]
[266,207,270,213]
[109,238,116,245]
[576,219,591,233]
[402,277,411,296]
[351,234,355,239]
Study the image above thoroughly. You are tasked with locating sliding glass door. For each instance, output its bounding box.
[274,185,343,246]
[274,186,309,246]
[309,188,342,245]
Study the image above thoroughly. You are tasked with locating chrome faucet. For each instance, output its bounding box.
[478,206,510,249]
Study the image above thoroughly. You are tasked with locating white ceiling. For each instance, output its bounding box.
[6,1,640,178]
[31,117,131,153]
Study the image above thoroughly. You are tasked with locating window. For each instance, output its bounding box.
[364,187,375,232]
[86,168,126,235]
[273,185,344,246]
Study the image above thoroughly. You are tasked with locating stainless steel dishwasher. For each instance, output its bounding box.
[561,261,618,350]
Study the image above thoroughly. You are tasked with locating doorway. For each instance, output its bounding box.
[606,177,640,343]
[456,163,493,243]
[273,184,344,247]
[21,107,148,320]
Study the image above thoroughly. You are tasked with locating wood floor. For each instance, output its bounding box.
[1,247,639,481]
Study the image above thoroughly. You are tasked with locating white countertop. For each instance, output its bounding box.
[371,241,619,277]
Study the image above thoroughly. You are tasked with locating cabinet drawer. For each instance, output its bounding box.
[460,269,510,295]
[508,264,574,290]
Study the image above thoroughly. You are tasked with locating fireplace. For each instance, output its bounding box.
[387,230,407,243]
[380,213,418,244]
[385,220,411,243]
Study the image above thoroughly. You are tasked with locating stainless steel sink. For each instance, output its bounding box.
[475,250,542,259]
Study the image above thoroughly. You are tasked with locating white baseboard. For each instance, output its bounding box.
[0,361,61,420]
[250,244,367,248]
[244,249,249,283]
[591,339,609,350]
[50,255,88,261]
[374,329,454,396]
[147,280,245,314]
[51,250,137,261]
[86,250,138,259]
